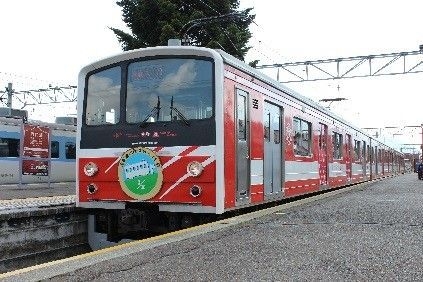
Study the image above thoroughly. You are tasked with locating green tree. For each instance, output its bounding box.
[110,0,255,60]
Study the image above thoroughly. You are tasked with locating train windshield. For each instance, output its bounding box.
[85,58,213,126]
[126,58,213,124]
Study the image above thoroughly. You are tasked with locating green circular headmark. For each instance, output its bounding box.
[118,147,163,200]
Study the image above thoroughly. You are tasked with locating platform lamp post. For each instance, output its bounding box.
[5,82,13,108]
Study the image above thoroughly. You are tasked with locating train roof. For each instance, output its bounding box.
[215,49,400,151]
[216,50,356,130]
[80,46,348,129]
[0,116,76,132]
[79,45,400,152]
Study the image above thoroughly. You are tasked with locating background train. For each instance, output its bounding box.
[76,44,405,249]
[0,109,76,184]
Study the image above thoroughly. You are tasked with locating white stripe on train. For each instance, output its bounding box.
[159,156,216,199]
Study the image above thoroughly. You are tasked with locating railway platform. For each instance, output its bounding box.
[0,182,75,200]
[2,173,423,281]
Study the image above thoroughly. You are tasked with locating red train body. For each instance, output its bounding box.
[76,46,404,248]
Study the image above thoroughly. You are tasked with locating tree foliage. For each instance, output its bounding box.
[110,0,255,60]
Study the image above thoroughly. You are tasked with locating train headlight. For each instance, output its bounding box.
[187,161,203,177]
[84,162,98,177]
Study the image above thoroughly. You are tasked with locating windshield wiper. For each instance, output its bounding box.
[170,96,190,126]
[139,97,160,127]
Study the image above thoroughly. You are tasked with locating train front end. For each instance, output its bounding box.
[76,46,224,244]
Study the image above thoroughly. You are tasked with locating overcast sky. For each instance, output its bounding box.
[0,0,422,151]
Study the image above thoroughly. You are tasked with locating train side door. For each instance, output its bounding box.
[318,123,329,186]
[264,102,283,199]
[236,89,250,205]
[346,134,352,181]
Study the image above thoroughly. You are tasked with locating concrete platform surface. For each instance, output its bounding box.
[0,182,75,200]
[2,173,423,281]
[0,195,75,213]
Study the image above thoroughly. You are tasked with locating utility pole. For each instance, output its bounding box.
[5,82,13,108]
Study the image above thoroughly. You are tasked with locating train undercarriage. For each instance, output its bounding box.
[91,204,217,243]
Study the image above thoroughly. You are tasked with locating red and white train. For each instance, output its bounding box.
[76,44,404,249]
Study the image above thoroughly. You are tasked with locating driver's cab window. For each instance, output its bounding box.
[126,58,213,124]
[86,66,121,125]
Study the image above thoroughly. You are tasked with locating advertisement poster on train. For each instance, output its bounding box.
[22,124,50,158]
[22,160,49,176]
[22,124,50,176]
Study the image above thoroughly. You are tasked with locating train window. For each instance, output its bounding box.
[362,141,366,162]
[354,140,361,161]
[51,141,59,158]
[371,147,375,163]
[332,132,343,159]
[237,94,247,140]
[367,145,371,162]
[65,142,76,159]
[0,138,19,157]
[293,117,311,156]
[86,66,121,125]
[318,123,328,149]
[264,112,270,141]
[126,58,213,123]
[274,128,280,144]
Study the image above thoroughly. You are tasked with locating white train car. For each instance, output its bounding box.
[0,114,76,184]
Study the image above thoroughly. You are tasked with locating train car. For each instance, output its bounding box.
[76,44,404,248]
[0,115,76,184]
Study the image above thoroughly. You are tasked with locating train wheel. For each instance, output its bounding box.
[180,214,195,229]
[167,214,181,231]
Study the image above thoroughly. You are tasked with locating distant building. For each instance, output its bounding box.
[0,107,28,121]
[55,116,77,125]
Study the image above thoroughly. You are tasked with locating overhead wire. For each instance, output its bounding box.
[0,71,75,93]
[195,0,246,56]
[198,0,293,66]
